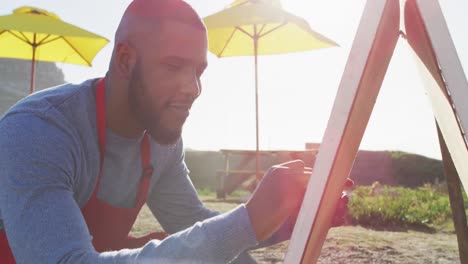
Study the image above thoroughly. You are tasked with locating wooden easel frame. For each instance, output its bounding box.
[284,0,468,263]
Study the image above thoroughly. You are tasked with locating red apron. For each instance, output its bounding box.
[0,79,167,263]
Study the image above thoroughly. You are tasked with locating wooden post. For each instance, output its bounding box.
[437,123,468,263]
[217,152,230,199]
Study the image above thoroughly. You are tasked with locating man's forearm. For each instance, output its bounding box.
[135,204,258,263]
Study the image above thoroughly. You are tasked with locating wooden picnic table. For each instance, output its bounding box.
[216,148,318,198]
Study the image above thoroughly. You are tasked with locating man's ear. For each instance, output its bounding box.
[115,42,136,79]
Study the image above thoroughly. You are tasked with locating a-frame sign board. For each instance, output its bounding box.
[284,0,468,263]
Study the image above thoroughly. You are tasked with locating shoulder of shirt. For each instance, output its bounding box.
[1,78,100,121]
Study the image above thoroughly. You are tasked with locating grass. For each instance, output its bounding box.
[197,187,251,204]
[195,187,214,198]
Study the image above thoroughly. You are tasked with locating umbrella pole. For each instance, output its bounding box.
[30,34,37,94]
[254,30,261,181]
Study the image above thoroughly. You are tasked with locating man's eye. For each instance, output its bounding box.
[165,63,182,71]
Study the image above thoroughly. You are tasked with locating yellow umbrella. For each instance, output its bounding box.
[0,6,109,93]
[204,0,338,179]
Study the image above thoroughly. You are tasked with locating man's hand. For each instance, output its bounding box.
[245,160,308,241]
[245,160,354,241]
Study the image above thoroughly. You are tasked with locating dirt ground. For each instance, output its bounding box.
[132,200,461,264]
[250,226,459,263]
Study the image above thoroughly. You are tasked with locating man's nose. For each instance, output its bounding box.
[180,73,201,98]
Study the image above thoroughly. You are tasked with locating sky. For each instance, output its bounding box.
[1,0,467,160]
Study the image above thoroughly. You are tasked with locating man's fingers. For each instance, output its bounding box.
[278,160,304,171]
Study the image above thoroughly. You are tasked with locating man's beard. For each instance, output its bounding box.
[128,65,182,145]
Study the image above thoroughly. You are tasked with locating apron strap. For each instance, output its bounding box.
[92,78,107,197]
[140,132,153,177]
[136,132,152,206]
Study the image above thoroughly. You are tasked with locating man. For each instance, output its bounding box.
[0,0,349,263]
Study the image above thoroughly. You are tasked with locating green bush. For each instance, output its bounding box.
[348,184,452,228]
[463,188,468,208]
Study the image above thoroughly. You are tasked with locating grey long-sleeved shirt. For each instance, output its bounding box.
[0,79,264,263]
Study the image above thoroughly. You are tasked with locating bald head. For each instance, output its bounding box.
[114,0,205,46]
[108,0,207,84]
[124,0,204,27]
